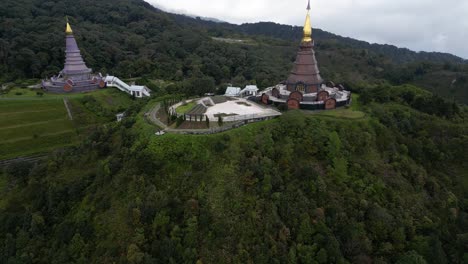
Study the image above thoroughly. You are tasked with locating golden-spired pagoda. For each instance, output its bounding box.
[260,0,351,110]
[42,19,105,93]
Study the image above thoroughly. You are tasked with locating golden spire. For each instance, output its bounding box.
[302,0,312,43]
[65,17,73,35]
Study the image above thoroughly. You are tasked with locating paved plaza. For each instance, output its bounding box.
[204,98,281,121]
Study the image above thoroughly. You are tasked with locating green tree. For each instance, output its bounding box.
[69,233,86,261]
[396,251,427,264]
[316,248,328,264]
[6,160,33,185]
[327,132,342,161]
[127,244,144,264]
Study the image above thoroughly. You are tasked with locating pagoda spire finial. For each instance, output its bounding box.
[302,0,312,43]
[65,16,73,35]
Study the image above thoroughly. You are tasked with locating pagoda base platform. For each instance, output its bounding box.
[42,77,105,94]
[258,84,352,110]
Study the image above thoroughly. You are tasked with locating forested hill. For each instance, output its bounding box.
[236,22,466,64]
[168,16,466,65]
[1,0,468,263]
[1,86,467,263]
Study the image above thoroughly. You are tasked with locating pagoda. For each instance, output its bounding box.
[259,0,351,110]
[285,0,323,94]
[42,20,104,93]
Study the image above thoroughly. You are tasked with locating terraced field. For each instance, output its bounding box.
[0,87,135,160]
[0,99,77,159]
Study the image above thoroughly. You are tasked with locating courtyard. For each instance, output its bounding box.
[204,97,281,122]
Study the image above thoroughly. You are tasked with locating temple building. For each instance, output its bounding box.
[42,20,151,97]
[259,0,351,110]
[42,21,104,93]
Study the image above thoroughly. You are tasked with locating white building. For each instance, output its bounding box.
[225,86,241,96]
[241,85,259,96]
[225,85,259,97]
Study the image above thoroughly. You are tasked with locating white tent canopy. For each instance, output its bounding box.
[225,85,258,97]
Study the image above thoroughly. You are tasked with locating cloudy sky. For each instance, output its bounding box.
[146,0,468,59]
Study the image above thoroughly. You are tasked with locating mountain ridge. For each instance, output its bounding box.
[165,13,466,64]
[237,22,467,63]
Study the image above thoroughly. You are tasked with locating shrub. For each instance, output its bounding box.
[277,104,288,111]
[6,160,34,185]
[176,116,184,127]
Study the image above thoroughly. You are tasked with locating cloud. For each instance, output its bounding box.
[147,0,468,58]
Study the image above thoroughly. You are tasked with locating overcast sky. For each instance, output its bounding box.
[146,0,468,59]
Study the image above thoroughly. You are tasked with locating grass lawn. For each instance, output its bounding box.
[0,107,68,127]
[1,87,125,101]
[176,101,196,114]
[0,98,78,159]
[315,108,366,119]
[0,131,77,159]
[314,93,366,119]
[88,88,134,111]
[68,88,134,126]
[1,87,73,100]
[350,93,362,111]
[0,118,72,139]
[0,87,133,160]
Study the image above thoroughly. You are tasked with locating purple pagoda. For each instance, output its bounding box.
[42,21,104,93]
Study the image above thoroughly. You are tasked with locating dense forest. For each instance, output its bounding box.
[1,84,467,263]
[1,0,468,103]
[0,0,468,263]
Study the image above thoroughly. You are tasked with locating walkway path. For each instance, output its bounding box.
[63,97,73,120]
[147,103,167,129]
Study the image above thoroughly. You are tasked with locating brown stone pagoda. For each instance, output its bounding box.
[285,0,323,94]
[259,0,351,111]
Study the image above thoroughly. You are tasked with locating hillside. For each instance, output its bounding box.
[0,0,467,263]
[0,83,137,160]
[1,85,467,263]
